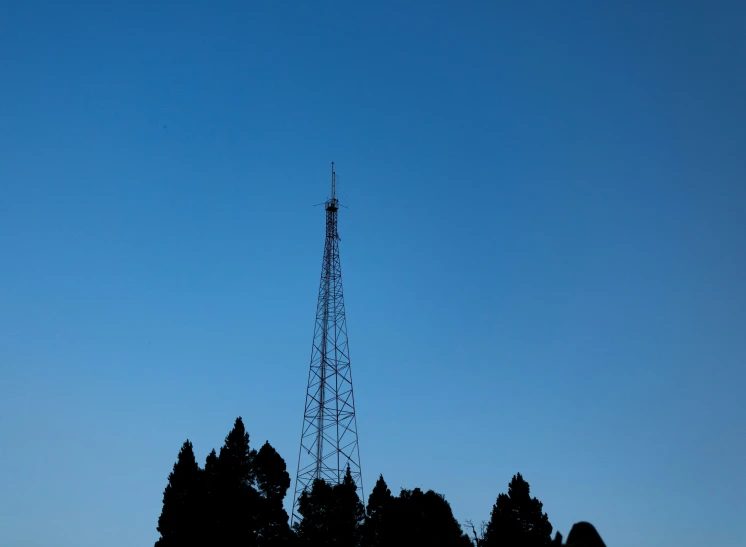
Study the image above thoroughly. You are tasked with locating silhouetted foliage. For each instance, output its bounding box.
[213,417,260,545]
[360,477,471,547]
[204,448,218,484]
[361,475,393,547]
[202,449,219,541]
[253,441,293,546]
[483,472,553,547]
[334,466,366,545]
[294,478,336,545]
[388,487,472,547]
[155,440,204,547]
[294,467,364,546]
[156,421,604,547]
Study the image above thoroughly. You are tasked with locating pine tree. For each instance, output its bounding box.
[361,475,393,547]
[204,449,219,491]
[155,419,297,546]
[483,473,553,547]
[218,417,254,486]
[214,417,260,545]
[155,440,204,547]
[253,441,292,546]
[333,466,365,546]
[295,468,364,547]
[295,478,336,546]
[202,449,219,540]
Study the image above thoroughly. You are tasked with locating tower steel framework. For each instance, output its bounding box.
[291,163,363,524]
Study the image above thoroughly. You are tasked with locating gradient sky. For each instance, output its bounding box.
[1,1,745,546]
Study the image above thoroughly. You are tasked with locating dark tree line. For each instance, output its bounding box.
[155,418,291,547]
[155,418,604,547]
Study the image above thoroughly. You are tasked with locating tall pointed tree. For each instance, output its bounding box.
[295,468,364,546]
[204,449,219,491]
[202,449,219,540]
[218,417,254,485]
[155,440,204,547]
[483,473,553,547]
[214,417,259,545]
[362,475,393,547]
[294,478,336,546]
[333,466,365,546]
[253,441,292,546]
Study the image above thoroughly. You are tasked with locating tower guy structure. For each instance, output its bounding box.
[292,162,363,523]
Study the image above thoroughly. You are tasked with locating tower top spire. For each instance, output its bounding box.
[326,162,338,212]
[331,161,336,201]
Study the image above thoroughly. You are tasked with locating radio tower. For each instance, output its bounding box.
[291,163,363,524]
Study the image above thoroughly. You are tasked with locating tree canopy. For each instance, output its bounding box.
[294,466,365,546]
[253,441,292,546]
[483,472,553,547]
[155,419,585,547]
[155,440,204,547]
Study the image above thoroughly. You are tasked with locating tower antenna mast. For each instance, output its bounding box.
[291,162,363,524]
[331,161,336,201]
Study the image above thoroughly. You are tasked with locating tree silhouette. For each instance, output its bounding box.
[252,441,292,546]
[154,440,204,547]
[155,419,607,547]
[361,475,393,547]
[389,488,472,547]
[482,473,553,547]
[202,449,219,541]
[295,467,364,546]
[213,417,260,545]
[294,478,336,545]
[334,466,365,546]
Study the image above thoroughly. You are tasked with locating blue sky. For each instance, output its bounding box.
[1,1,745,545]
